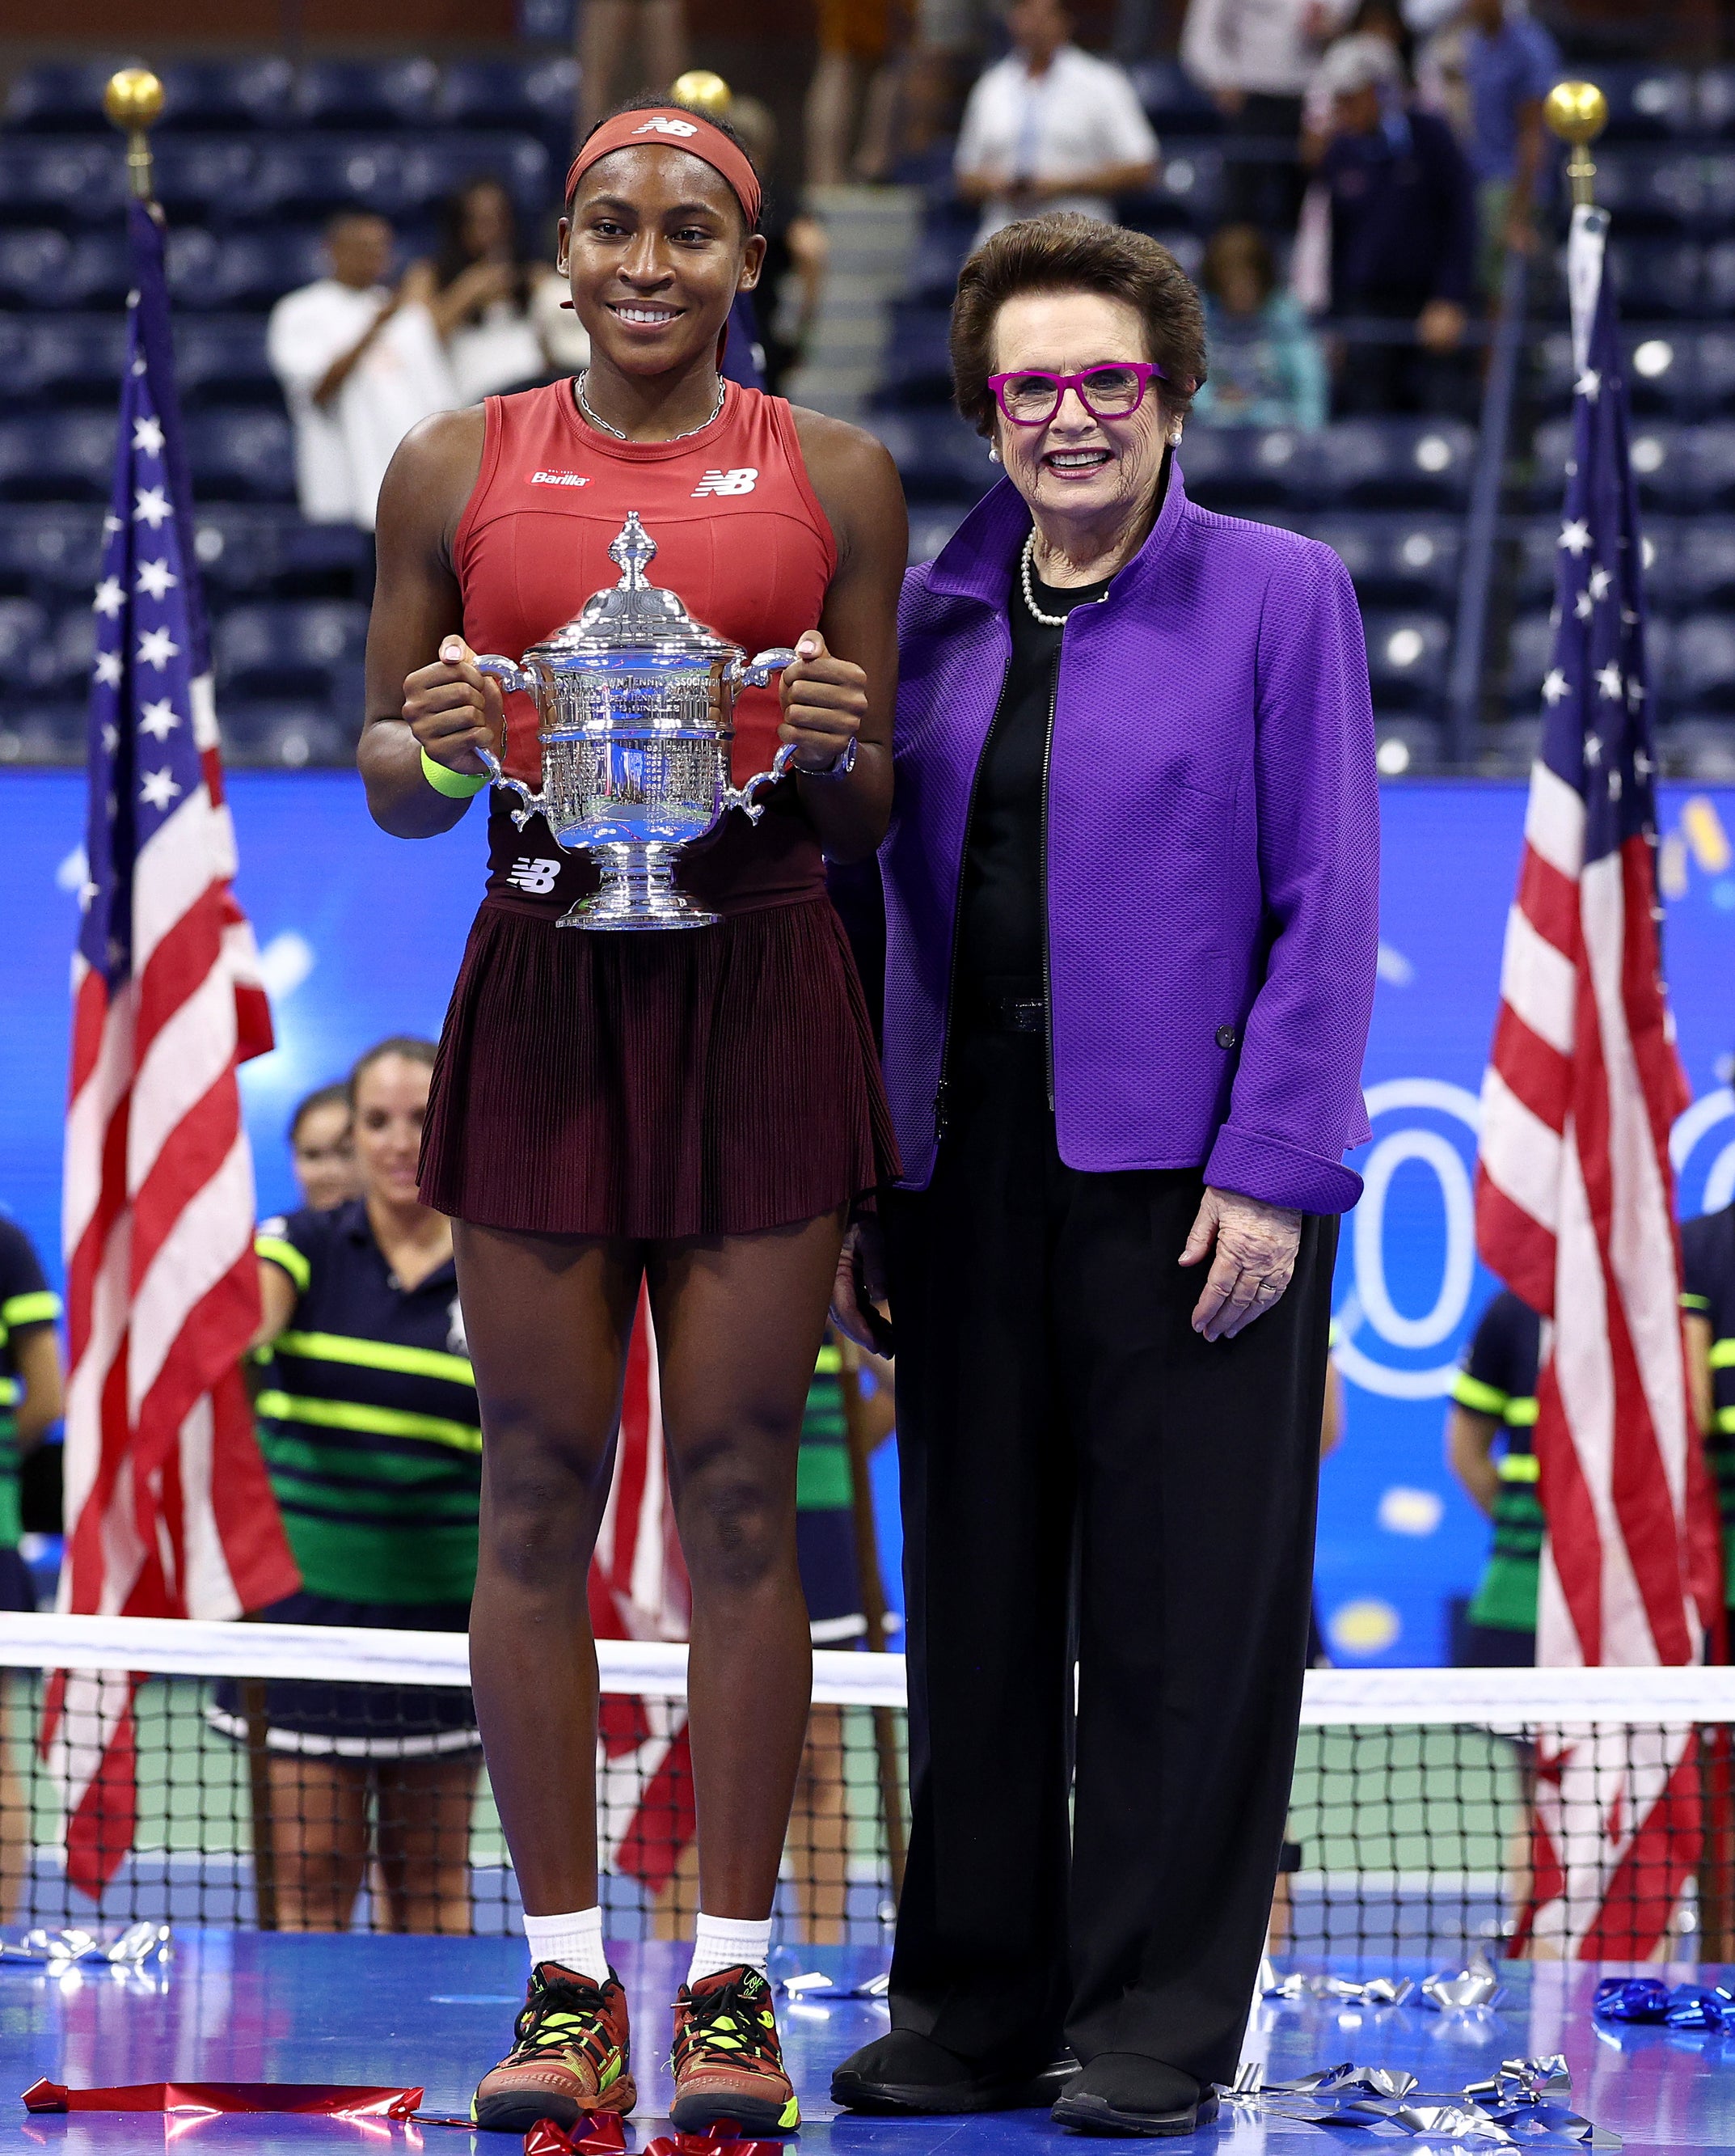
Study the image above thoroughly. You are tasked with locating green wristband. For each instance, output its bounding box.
[420,746,489,798]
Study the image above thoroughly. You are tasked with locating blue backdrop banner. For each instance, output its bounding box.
[4,773,1734,1664]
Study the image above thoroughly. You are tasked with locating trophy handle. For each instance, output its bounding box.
[720,742,801,825]
[471,656,542,828]
[730,645,800,689]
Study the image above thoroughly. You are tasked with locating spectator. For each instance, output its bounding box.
[806,0,909,188]
[1315,33,1476,415]
[267,212,457,539]
[576,0,689,133]
[954,0,1159,245]
[730,96,830,395]
[1193,222,1328,429]
[1459,0,1560,279]
[1182,0,1348,236]
[289,1084,359,1213]
[1682,1190,1735,1620]
[1444,1287,1541,1665]
[420,179,572,404]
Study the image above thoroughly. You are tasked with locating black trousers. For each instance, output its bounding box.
[884,1021,1336,2088]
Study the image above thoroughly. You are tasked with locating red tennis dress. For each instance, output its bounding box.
[417,378,898,1239]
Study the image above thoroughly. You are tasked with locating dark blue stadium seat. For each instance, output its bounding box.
[1311,420,1476,509]
[234,139,414,223]
[0,229,129,309]
[867,411,995,504]
[434,56,579,134]
[393,136,552,224]
[1505,612,1556,713]
[0,139,128,226]
[1598,65,1697,140]
[151,138,260,225]
[1702,241,1735,317]
[1361,611,1450,713]
[214,602,369,700]
[1596,151,1713,235]
[185,410,297,502]
[1310,514,1463,608]
[907,505,971,566]
[1657,717,1735,778]
[0,62,121,132]
[1531,417,1712,509]
[905,226,970,306]
[880,304,955,406]
[0,509,103,598]
[219,700,351,768]
[51,603,96,691]
[1373,717,1446,776]
[175,317,278,407]
[291,58,441,129]
[154,58,295,132]
[0,412,116,501]
[1608,238,1703,317]
[1670,614,1735,708]
[1674,522,1735,609]
[166,226,327,311]
[23,318,130,404]
[0,599,62,692]
[1152,147,1226,232]
[0,317,49,404]
[191,511,368,597]
[1176,425,1307,510]
[0,704,85,763]
[1128,61,1220,134]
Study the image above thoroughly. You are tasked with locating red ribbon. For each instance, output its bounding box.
[23,2078,423,2118]
[525,2118,629,2155]
[642,2126,785,2156]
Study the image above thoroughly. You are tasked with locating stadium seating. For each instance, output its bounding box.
[0,412,116,501]
[1362,611,1452,716]
[184,410,298,502]
[213,599,369,702]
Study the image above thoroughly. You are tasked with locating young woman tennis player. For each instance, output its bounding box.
[358,99,905,2134]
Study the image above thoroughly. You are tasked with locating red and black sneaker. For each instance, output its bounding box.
[471,1962,636,2133]
[669,1964,800,2135]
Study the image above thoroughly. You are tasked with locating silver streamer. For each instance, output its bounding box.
[1222,2053,1619,2149]
[0,1923,171,1969]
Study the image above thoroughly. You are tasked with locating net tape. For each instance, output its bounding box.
[2,1617,1734,1955]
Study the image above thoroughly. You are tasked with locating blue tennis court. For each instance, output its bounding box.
[3,1936,1732,2154]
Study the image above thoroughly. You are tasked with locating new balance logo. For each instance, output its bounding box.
[692,467,758,497]
[530,470,589,487]
[506,857,562,894]
[635,116,698,137]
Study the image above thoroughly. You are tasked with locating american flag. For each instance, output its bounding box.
[44,201,299,1899]
[1475,206,1722,1958]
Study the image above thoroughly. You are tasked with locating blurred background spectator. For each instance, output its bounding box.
[954,0,1158,243]
[267,212,456,545]
[1183,0,1352,237]
[577,0,690,132]
[806,0,910,187]
[1192,221,1327,428]
[731,95,830,393]
[1315,32,1476,416]
[289,1084,360,1214]
[1460,0,1561,281]
[419,176,576,402]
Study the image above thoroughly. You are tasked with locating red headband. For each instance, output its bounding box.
[564,109,762,230]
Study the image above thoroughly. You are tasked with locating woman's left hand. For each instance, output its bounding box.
[779,629,865,775]
[1179,1186,1303,1342]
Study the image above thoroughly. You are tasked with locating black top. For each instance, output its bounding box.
[956,556,1112,993]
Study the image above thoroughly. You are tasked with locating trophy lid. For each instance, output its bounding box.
[522,514,739,666]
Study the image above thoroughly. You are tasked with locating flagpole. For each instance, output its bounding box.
[103,68,164,208]
[1543,80,1609,209]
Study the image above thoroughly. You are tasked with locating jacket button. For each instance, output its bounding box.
[1216,1023,1238,1050]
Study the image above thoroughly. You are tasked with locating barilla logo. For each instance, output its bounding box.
[530,471,590,487]
[635,117,698,137]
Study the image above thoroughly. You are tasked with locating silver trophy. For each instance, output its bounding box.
[473,513,799,929]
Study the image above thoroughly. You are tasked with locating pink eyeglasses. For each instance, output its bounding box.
[985,361,1166,428]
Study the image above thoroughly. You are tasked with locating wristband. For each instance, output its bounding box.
[794,738,858,783]
[420,746,489,798]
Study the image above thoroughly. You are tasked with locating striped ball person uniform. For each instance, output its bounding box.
[1453,1290,1542,1663]
[0,1216,61,1613]
[1682,1202,1735,1616]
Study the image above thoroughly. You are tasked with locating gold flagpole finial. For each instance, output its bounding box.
[1544,80,1608,209]
[104,68,165,205]
[669,69,732,117]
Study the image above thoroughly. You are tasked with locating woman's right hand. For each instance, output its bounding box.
[403,636,504,778]
[831,1217,894,1359]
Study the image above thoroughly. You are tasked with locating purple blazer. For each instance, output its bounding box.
[879,464,1380,1213]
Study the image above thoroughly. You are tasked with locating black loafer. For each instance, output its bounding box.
[1051,2052,1218,2137]
[832,2029,1078,2115]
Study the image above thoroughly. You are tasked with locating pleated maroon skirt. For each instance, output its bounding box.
[419,895,900,1241]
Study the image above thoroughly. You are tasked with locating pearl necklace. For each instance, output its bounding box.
[1019,531,1111,629]
[576,369,725,443]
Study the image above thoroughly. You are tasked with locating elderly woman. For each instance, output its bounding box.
[833,214,1378,2136]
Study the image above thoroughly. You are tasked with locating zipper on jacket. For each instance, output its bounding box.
[933,645,1013,1148]
[1039,654,1060,1112]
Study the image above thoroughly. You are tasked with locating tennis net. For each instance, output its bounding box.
[4,1618,1735,1963]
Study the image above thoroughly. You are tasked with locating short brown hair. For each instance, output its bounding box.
[949,213,1207,438]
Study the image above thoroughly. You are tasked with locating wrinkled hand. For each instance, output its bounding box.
[1180,1186,1302,1342]
[779,628,865,776]
[403,634,504,778]
[830,1217,893,1357]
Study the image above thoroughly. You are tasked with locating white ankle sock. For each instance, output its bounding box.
[523,1905,609,1986]
[687,1913,773,1985]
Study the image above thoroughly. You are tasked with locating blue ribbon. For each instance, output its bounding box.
[1594,1977,1735,2029]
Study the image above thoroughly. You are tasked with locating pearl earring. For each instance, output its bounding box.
[988,442,1001,463]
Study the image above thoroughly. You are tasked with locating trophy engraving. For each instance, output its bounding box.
[471,513,798,929]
